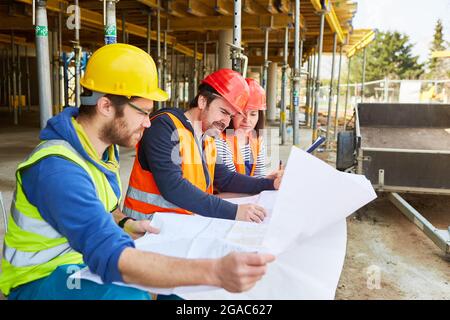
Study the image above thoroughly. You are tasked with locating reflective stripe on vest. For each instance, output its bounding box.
[3,242,74,268]
[122,207,154,221]
[123,112,217,217]
[11,198,63,239]
[126,186,181,210]
[0,139,120,296]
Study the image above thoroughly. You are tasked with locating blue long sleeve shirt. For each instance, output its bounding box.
[19,107,134,284]
[139,108,275,220]
[21,159,133,283]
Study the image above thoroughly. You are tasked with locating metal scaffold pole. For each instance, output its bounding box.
[262,28,269,90]
[156,0,162,109]
[312,9,326,142]
[0,49,3,106]
[193,41,198,92]
[299,36,304,122]
[343,57,352,131]
[280,26,289,145]
[170,45,174,105]
[121,11,127,44]
[11,32,18,125]
[361,46,367,103]
[7,48,12,113]
[305,54,312,127]
[17,44,23,117]
[52,23,59,114]
[326,32,337,149]
[215,40,218,71]
[74,0,81,108]
[292,0,301,146]
[25,46,31,111]
[183,54,187,108]
[163,30,168,108]
[35,0,53,128]
[1,49,6,107]
[333,44,343,140]
[174,51,179,108]
[232,0,242,72]
[203,42,207,78]
[104,0,117,44]
[58,6,64,108]
[310,46,317,122]
[146,9,151,54]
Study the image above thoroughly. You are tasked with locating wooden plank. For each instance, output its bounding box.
[170,14,294,31]
[15,0,202,59]
[187,0,215,17]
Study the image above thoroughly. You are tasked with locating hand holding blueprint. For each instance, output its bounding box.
[73,146,377,299]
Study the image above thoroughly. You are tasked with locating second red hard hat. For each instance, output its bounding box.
[245,78,267,111]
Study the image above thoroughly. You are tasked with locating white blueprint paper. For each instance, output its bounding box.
[263,147,376,254]
[73,146,376,299]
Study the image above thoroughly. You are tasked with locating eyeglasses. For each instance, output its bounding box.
[127,101,152,117]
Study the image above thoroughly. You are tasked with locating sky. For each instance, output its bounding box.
[352,0,450,64]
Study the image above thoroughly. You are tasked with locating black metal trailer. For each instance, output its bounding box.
[337,103,450,255]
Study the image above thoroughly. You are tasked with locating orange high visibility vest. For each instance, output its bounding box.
[223,132,262,177]
[123,112,216,216]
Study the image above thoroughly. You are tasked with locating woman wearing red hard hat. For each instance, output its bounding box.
[124,69,282,224]
[216,78,268,178]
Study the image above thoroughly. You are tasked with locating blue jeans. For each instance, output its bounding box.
[8,264,151,300]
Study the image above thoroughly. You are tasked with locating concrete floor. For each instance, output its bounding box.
[0,108,449,299]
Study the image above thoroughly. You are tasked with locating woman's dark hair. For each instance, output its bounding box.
[78,88,139,118]
[227,110,265,137]
[188,83,220,109]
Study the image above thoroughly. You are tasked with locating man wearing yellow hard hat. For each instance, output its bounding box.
[0,44,275,300]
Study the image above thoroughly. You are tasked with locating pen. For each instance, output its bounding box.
[306,136,326,153]
[279,160,283,170]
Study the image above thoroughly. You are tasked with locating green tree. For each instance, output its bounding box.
[426,19,448,79]
[348,31,424,83]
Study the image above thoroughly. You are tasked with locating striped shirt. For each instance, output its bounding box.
[215,137,268,178]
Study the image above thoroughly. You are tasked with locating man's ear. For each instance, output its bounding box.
[96,96,115,118]
[197,95,207,111]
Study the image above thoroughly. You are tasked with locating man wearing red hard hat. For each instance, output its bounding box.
[123,69,282,223]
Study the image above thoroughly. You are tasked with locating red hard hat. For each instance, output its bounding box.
[201,69,249,115]
[245,78,266,111]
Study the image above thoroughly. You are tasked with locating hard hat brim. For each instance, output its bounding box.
[145,87,169,102]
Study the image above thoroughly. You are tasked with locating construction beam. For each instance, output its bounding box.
[136,0,161,9]
[15,0,202,59]
[243,0,266,14]
[0,16,35,30]
[248,54,295,65]
[170,14,294,31]
[187,0,216,17]
[261,0,278,14]
[346,29,375,58]
[310,0,345,44]
[0,33,27,44]
[166,1,188,18]
[276,0,291,13]
[214,0,234,15]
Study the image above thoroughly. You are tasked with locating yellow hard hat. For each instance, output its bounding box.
[80,43,168,101]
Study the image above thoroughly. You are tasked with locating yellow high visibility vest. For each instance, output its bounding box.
[0,139,121,296]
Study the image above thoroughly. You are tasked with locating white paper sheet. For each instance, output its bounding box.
[263,147,376,254]
[73,146,376,299]
[181,220,347,300]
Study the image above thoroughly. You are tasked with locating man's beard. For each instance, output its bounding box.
[204,121,226,137]
[101,117,142,148]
